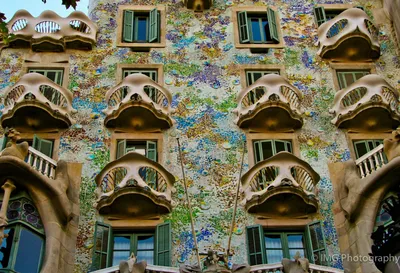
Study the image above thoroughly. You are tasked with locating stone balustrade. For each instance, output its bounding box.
[355,144,387,178]
[27,146,57,179]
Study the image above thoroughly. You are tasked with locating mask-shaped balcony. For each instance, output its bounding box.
[316,8,380,61]
[241,152,320,218]
[329,74,400,132]
[234,74,303,132]
[0,9,98,52]
[1,73,76,132]
[103,74,174,132]
[184,0,213,11]
[95,152,175,219]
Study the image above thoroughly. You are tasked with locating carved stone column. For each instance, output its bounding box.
[0,179,16,245]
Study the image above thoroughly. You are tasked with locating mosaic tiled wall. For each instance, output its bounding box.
[1,0,400,272]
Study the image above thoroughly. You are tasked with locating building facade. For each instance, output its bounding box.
[0,0,399,273]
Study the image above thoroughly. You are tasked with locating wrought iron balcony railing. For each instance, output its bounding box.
[329,74,400,131]
[0,73,76,131]
[234,74,303,132]
[1,9,98,51]
[241,152,320,217]
[103,74,174,131]
[95,152,175,218]
[316,8,380,60]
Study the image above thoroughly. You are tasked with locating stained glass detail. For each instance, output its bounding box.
[1,197,44,230]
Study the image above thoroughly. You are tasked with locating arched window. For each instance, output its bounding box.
[374,191,399,231]
[0,195,45,273]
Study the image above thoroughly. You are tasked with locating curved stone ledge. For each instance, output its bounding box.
[329,74,400,131]
[233,74,303,132]
[0,9,98,51]
[103,74,174,132]
[241,152,320,218]
[316,8,380,61]
[184,0,213,11]
[95,152,175,218]
[1,73,76,131]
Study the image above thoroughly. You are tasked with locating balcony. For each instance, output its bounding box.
[234,74,303,132]
[184,0,213,11]
[103,74,174,132]
[95,152,175,219]
[0,10,98,52]
[1,73,76,132]
[316,8,380,61]
[329,74,400,132]
[90,261,343,273]
[241,152,320,218]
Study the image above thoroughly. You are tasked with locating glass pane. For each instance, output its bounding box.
[266,249,284,264]
[137,235,154,250]
[113,236,131,250]
[354,142,368,159]
[261,141,274,160]
[136,17,147,41]
[275,141,286,153]
[14,228,43,273]
[262,19,269,42]
[287,234,305,248]
[355,71,369,80]
[344,73,355,87]
[309,223,325,250]
[255,142,261,163]
[253,72,263,82]
[265,234,282,249]
[46,71,57,82]
[251,19,262,42]
[137,250,154,265]
[112,251,130,266]
[0,228,14,268]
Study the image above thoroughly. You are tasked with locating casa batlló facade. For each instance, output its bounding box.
[0,0,400,273]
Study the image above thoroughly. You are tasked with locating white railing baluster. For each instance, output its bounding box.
[355,144,386,178]
[27,147,57,179]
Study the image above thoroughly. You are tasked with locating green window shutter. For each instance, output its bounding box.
[267,8,279,43]
[146,141,157,162]
[33,135,53,158]
[149,8,159,43]
[123,10,135,42]
[117,140,127,159]
[1,136,8,150]
[238,11,250,43]
[306,221,327,266]
[355,5,365,11]
[156,222,171,266]
[246,225,266,265]
[92,222,113,270]
[313,6,327,26]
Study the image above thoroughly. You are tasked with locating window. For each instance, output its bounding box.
[246,222,327,266]
[1,135,54,159]
[374,191,398,230]
[245,70,280,86]
[253,140,292,163]
[313,6,364,26]
[336,70,370,89]
[28,69,64,86]
[353,139,384,159]
[237,9,279,44]
[123,9,159,43]
[0,195,45,273]
[116,140,157,161]
[122,69,158,101]
[91,222,171,270]
[117,6,166,48]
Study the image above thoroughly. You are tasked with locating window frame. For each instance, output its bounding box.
[22,63,70,89]
[117,5,166,49]
[16,132,61,160]
[253,139,293,163]
[313,4,354,27]
[110,133,163,162]
[329,62,376,91]
[116,64,164,84]
[345,132,391,161]
[264,231,308,263]
[246,132,300,167]
[240,64,285,89]
[232,6,285,50]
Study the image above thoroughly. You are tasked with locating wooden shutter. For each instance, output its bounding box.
[313,6,327,26]
[1,136,8,151]
[117,140,127,159]
[146,141,157,161]
[33,135,53,158]
[123,10,135,42]
[267,8,279,43]
[306,221,327,266]
[149,8,159,43]
[246,225,266,265]
[91,222,113,270]
[238,11,250,43]
[156,222,171,266]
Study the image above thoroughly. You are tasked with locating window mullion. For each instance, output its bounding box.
[259,18,265,43]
